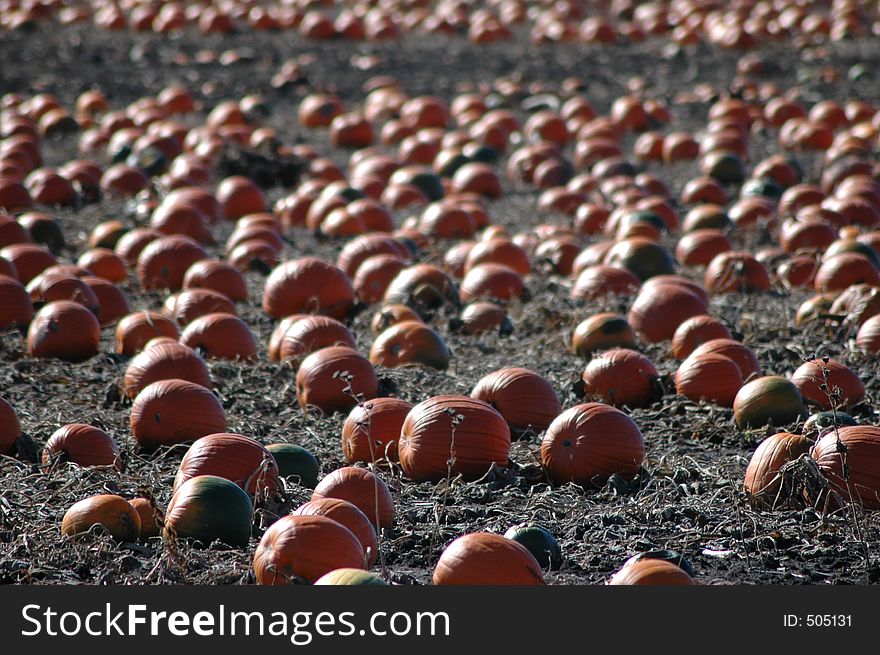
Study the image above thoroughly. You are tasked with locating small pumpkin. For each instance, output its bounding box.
[129,498,164,539]
[61,494,141,542]
[182,258,248,302]
[704,251,772,293]
[503,523,562,570]
[265,443,319,488]
[627,283,708,343]
[790,358,866,410]
[604,237,676,281]
[163,474,253,547]
[582,348,659,408]
[293,498,378,566]
[369,321,450,370]
[179,313,258,360]
[675,353,743,407]
[311,466,394,531]
[671,315,732,360]
[42,423,121,469]
[115,310,180,356]
[540,403,644,486]
[382,264,460,311]
[470,367,562,435]
[733,376,807,430]
[253,514,365,585]
[27,300,101,362]
[690,338,762,381]
[571,264,640,300]
[571,313,638,356]
[398,396,511,483]
[130,379,227,450]
[137,235,208,291]
[433,532,544,585]
[370,303,424,335]
[811,426,880,510]
[453,301,513,336]
[174,433,281,497]
[277,315,357,364]
[123,341,212,399]
[162,289,236,327]
[341,397,413,464]
[743,432,811,508]
[83,276,130,326]
[296,346,379,414]
[607,555,696,585]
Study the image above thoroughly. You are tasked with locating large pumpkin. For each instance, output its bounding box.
[790,358,866,410]
[811,426,880,510]
[277,315,356,364]
[540,403,644,486]
[42,423,121,469]
[123,341,212,399]
[0,395,22,456]
[174,433,281,497]
[293,498,379,566]
[262,257,356,320]
[27,300,100,362]
[61,494,141,542]
[674,353,743,407]
[311,466,394,531]
[398,396,511,482]
[733,376,807,429]
[296,346,378,414]
[253,514,365,584]
[137,235,208,291]
[582,348,659,408]
[470,367,561,435]
[369,321,450,370]
[179,313,258,360]
[130,379,227,450]
[163,474,253,547]
[432,532,544,585]
[627,283,708,343]
[341,397,412,464]
[743,432,811,508]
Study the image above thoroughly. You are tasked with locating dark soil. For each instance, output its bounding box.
[2,21,880,586]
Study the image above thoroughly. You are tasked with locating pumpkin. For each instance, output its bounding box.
[811,426,880,510]
[174,433,281,497]
[129,498,164,539]
[0,395,22,456]
[814,253,880,292]
[179,313,258,360]
[503,524,562,570]
[704,251,772,293]
[743,432,811,508]
[277,315,356,364]
[28,271,99,312]
[464,238,531,276]
[266,443,320,488]
[115,310,180,356]
[433,532,544,585]
[114,227,161,266]
[162,289,236,326]
[675,229,732,267]
[582,348,659,408]
[123,341,211,398]
[369,321,450,370]
[382,264,460,311]
[182,259,248,302]
[607,555,695,585]
[640,275,709,305]
[0,243,57,285]
[370,304,424,335]
[253,514,365,585]
[571,264,640,300]
[336,233,409,278]
[83,276,130,326]
[296,346,378,414]
[61,495,141,542]
[690,338,762,381]
[217,176,266,220]
[76,248,127,283]
[470,367,561,435]
[733,376,807,429]
[604,237,675,281]
[540,403,644,486]
[803,411,858,436]
[130,379,227,450]
[459,263,528,304]
[312,466,394,531]
[790,358,866,410]
[27,300,100,362]
[163,474,253,547]
[398,396,511,483]
[262,257,356,320]
[42,423,121,469]
[454,301,513,336]
[137,235,208,291]
[0,274,34,329]
[627,283,708,343]
[671,315,732,360]
[354,254,407,304]
[314,569,386,585]
[341,397,412,464]
[830,283,880,327]
[293,498,378,566]
[675,353,743,407]
[855,314,880,352]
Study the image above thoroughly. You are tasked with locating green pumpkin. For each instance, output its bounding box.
[703,150,745,184]
[733,376,807,430]
[803,411,858,435]
[266,443,320,488]
[406,170,445,201]
[741,177,783,201]
[313,568,387,586]
[163,475,253,548]
[503,524,562,570]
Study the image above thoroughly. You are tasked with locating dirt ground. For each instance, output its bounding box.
[2,19,880,586]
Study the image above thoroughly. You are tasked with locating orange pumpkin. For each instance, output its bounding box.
[174,433,280,497]
[163,289,236,326]
[179,313,258,360]
[704,251,772,293]
[790,358,866,410]
[671,315,732,360]
[262,257,356,320]
[607,556,695,585]
[814,253,880,292]
[675,229,732,267]
[76,248,127,283]
[604,237,675,281]
[0,395,22,456]
[130,379,227,450]
[454,301,513,336]
[675,353,743,407]
[336,234,409,279]
[369,321,450,370]
[114,227,161,266]
[341,397,413,464]
[830,283,880,327]
[27,300,100,362]
[743,432,811,508]
[61,494,141,542]
[582,348,659,408]
[253,514,365,584]
[540,403,644,486]
[383,264,460,311]
[370,304,424,335]
[690,338,762,381]
[459,263,528,304]
[216,176,266,221]
[353,254,407,304]
[811,426,880,509]
[433,532,544,585]
[115,311,180,356]
[464,238,531,276]
[42,423,121,469]
[129,498,164,539]
[571,264,640,300]
[627,282,708,343]
[470,367,561,435]
[136,235,208,291]
[855,314,880,352]
[0,274,34,329]
[277,315,357,364]
[296,346,378,414]
[293,498,379,566]
[571,313,637,356]
[182,259,248,302]
[312,466,395,531]
[733,376,807,429]
[398,396,511,482]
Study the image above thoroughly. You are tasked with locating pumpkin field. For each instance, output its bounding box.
[3,0,880,587]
